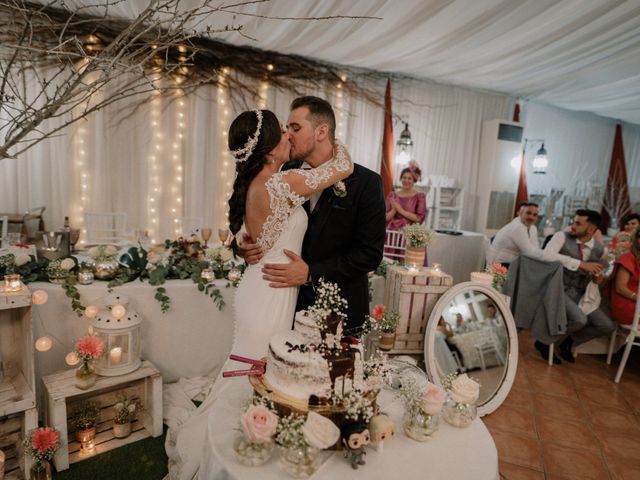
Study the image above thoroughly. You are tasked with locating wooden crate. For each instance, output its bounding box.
[0,407,37,480]
[42,361,162,471]
[0,289,36,419]
[384,265,453,353]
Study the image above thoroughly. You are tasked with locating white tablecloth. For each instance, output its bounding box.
[429,230,485,284]
[201,379,499,480]
[30,280,235,406]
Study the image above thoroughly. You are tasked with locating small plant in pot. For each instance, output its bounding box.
[71,401,100,454]
[113,394,142,438]
[365,304,401,351]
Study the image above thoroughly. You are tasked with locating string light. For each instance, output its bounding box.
[218,71,233,228]
[147,72,163,243]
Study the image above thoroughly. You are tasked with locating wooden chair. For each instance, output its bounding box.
[83,212,128,245]
[606,282,640,383]
[383,229,406,262]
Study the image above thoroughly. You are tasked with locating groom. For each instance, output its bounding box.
[247,96,386,331]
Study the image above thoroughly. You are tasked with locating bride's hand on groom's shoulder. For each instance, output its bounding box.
[239,233,263,265]
[262,250,309,288]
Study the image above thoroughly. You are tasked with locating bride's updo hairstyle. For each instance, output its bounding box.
[227,109,281,255]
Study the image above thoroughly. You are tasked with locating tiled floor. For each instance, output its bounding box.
[482,330,640,480]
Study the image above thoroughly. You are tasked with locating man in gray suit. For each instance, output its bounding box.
[543,209,615,363]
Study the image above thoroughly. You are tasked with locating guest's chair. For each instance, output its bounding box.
[606,282,640,383]
[383,229,406,262]
[0,215,8,247]
[83,212,128,245]
[473,328,506,370]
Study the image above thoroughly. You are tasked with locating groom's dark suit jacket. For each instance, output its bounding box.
[285,160,386,331]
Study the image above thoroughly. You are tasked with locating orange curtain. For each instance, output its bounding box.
[601,124,631,231]
[380,79,395,199]
[513,102,527,217]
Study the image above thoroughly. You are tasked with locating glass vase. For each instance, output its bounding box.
[279,445,319,478]
[93,258,119,280]
[75,361,97,390]
[442,396,477,428]
[403,411,439,441]
[233,437,274,467]
[29,460,52,480]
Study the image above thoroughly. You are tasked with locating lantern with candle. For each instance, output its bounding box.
[92,294,142,376]
[3,274,23,292]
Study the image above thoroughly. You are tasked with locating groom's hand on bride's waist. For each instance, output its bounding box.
[262,249,309,288]
[240,233,263,265]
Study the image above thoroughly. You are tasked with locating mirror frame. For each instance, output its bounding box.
[424,281,518,416]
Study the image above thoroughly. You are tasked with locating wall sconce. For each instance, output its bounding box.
[395,123,414,180]
[523,138,549,175]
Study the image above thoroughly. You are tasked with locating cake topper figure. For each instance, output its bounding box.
[368,414,395,453]
[341,421,370,469]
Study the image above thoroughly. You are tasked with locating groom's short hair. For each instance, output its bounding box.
[291,96,336,142]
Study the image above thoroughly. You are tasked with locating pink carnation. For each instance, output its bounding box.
[75,335,104,360]
[31,427,60,454]
[371,304,385,321]
[490,263,508,274]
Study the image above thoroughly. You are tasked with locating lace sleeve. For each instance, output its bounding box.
[257,173,306,250]
[282,141,353,197]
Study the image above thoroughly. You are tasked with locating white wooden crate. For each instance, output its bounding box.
[0,407,37,480]
[42,361,162,471]
[384,265,453,353]
[0,289,36,419]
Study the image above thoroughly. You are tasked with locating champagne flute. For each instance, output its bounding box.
[218,227,229,244]
[69,228,81,253]
[201,228,212,248]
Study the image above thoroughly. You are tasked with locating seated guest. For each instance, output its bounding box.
[610,212,640,256]
[542,209,615,363]
[487,202,541,267]
[454,313,470,334]
[611,228,640,325]
[482,303,501,327]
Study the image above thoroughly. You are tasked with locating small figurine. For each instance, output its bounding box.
[368,414,395,452]
[341,422,370,469]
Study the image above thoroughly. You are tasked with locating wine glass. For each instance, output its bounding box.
[69,228,81,253]
[201,228,212,248]
[218,228,229,244]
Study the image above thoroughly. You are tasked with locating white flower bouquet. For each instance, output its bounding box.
[401,224,434,248]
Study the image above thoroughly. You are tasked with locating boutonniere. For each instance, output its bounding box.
[332,180,347,198]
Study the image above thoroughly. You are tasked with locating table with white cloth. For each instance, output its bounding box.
[29,280,235,407]
[428,230,486,284]
[201,379,499,480]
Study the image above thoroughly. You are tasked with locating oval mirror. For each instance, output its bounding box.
[424,281,518,416]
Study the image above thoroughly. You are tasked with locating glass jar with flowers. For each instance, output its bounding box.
[205,244,233,279]
[23,427,60,480]
[275,412,340,478]
[365,304,400,351]
[71,402,100,454]
[89,245,119,280]
[46,257,76,284]
[401,224,434,270]
[397,379,445,441]
[113,394,142,439]
[77,261,95,285]
[485,263,508,292]
[441,373,480,428]
[234,398,279,467]
[73,335,104,390]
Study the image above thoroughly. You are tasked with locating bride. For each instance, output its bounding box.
[165,108,352,479]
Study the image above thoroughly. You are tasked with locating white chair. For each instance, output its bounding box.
[473,328,506,371]
[161,216,203,241]
[606,282,640,383]
[83,212,128,245]
[383,229,406,262]
[0,215,8,247]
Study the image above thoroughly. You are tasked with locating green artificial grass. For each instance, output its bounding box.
[53,427,168,480]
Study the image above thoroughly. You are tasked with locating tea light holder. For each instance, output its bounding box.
[3,274,23,292]
[78,269,95,285]
[201,268,215,283]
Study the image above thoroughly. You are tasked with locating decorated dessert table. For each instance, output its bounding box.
[200,379,499,479]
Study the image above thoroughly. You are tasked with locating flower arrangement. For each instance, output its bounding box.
[308,278,348,328]
[114,394,142,425]
[329,389,375,423]
[74,335,105,365]
[88,245,118,261]
[442,373,480,405]
[23,427,60,468]
[485,263,508,291]
[206,243,234,278]
[398,379,445,419]
[401,224,434,248]
[46,256,77,281]
[241,404,279,443]
[275,412,340,450]
[71,401,100,431]
[364,304,400,334]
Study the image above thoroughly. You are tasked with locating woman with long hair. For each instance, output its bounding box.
[611,228,640,325]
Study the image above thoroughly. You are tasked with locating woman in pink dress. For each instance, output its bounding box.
[611,229,640,325]
[384,162,427,259]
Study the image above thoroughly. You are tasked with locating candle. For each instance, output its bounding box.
[110,347,123,365]
[3,274,22,292]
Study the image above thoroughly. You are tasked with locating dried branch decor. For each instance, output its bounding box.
[0,0,383,159]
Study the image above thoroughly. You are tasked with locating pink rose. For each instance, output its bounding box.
[421,383,445,415]
[372,304,385,321]
[241,405,278,443]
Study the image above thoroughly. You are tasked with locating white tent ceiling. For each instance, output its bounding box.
[90,0,640,125]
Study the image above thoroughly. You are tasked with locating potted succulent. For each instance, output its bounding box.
[113,394,142,438]
[71,401,100,453]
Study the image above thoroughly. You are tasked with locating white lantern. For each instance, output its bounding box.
[92,294,142,376]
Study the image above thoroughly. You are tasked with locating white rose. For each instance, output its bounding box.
[14,253,30,266]
[302,412,340,450]
[105,245,118,257]
[220,247,233,263]
[449,374,480,405]
[60,258,76,271]
[127,404,136,413]
[88,246,100,258]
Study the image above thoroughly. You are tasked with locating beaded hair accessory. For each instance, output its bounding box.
[230,109,263,163]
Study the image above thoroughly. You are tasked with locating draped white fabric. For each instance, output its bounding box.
[57,0,640,124]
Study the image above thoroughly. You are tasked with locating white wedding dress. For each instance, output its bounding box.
[165,174,308,480]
